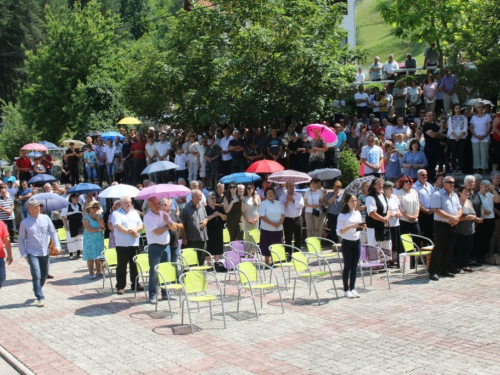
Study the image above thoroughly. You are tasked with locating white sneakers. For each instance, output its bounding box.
[344,290,361,299]
[37,300,45,307]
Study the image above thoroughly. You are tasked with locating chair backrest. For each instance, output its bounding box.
[182,271,206,294]
[134,253,150,274]
[269,244,287,263]
[156,262,178,284]
[229,241,246,257]
[57,228,67,242]
[249,229,260,244]
[104,238,109,249]
[180,248,199,266]
[223,250,242,270]
[360,245,368,262]
[238,262,258,284]
[223,228,230,244]
[305,237,321,255]
[103,248,118,266]
[292,252,309,273]
[401,234,415,252]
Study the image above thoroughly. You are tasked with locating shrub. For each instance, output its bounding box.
[339,148,359,187]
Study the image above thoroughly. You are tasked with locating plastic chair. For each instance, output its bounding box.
[305,237,343,271]
[180,271,227,334]
[133,253,150,299]
[180,248,214,272]
[236,262,284,319]
[269,244,298,291]
[222,250,242,296]
[104,238,109,250]
[155,262,185,317]
[400,234,434,277]
[229,240,262,262]
[57,228,67,256]
[223,228,230,245]
[358,245,391,290]
[291,252,339,305]
[101,248,118,292]
[249,229,261,246]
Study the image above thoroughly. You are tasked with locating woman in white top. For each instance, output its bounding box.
[423,74,438,116]
[355,67,365,83]
[470,102,492,173]
[396,176,420,236]
[406,79,422,109]
[384,181,402,263]
[336,192,364,299]
[366,178,392,253]
[145,134,157,182]
[258,188,284,265]
[304,179,325,238]
[184,132,200,183]
[447,104,468,175]
[199,138,207,186]
[476,180,500,262]
[242,184,261,247]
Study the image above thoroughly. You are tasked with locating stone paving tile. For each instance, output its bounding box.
[2,246,500,374]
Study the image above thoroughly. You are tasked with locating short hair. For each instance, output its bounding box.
[443,176,455,183]
[383,181,394,191]
[160,197,171,205]
[408,139,420,151]
[480,179,491,187]
[334,180,342,188]
[397,176,414,189]
[217,182,224,188]
[264,187,275,196]
[190,180,198,188]
[464,175,475,185]
[417,169,427,176]
[120,196,132,203]
[473,174,482,180]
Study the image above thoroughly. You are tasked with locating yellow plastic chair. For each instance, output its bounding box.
[305,237,343,271]
[223,228,230,245]
[155,262,185,317]
[104,238,109,250]
[101,248,118,292]
[249,229,261,245]
[236,262,284,319]
[269,244,297,290]
[133,253,150,299]
[292,252,339,305]
[180,271,226,334]
[400,234,434,277]
[57,228,67,257]
[180,248,214,272]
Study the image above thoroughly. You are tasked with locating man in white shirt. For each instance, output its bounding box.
[155,132,172,182]
[186,180,207,206]
[354,84,369,117]
[143,196,176,303]
[279,181,305,248]
[111,196,143,295]
[383,54,399,79]
[219,128,233,177]
[361,134,384,177]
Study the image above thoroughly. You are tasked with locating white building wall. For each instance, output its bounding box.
[341,0,356,48]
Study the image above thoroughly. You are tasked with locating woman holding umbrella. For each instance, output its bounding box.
[60,194,84,259]
[308,129,328,171]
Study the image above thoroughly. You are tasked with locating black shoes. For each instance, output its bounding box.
[429,274,439,281]
[439,272,455,278]
[47,274,54,279]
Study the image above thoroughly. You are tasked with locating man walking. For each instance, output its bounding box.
[429,176,462,281]
[18,199,61,307]
[279,181,305,248]
[180,189,208,265]
[143,197,176,303]
[111,196,143,295]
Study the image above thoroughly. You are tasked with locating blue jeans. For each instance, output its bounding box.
[27,254,50,300]
[0,258,5,289]
[85,165,97,181]
[106,164,115,183]
[21,205,28,219]
[170,246,179,264]
[148,244,170,299]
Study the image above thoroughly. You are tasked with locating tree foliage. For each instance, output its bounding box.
[124,0,363,128]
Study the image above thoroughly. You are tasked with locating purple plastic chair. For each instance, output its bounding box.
[222,250,242,296]
[358,245,391,290]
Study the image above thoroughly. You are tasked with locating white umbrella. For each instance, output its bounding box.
[308,168,342,181]
[141,161,179,175]
[462,98,494,106]
[99,184,140,198]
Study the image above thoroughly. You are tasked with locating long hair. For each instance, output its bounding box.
[246,183,256,205]
[340,192,354,214]
[224,182,238,204]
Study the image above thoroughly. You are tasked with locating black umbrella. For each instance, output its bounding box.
[85,131,103,137]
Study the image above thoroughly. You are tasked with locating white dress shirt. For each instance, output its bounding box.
[336,210,362,241]
[219,136,233,161]
[258,199,284,232]
[144,210,172,245]
[279,192,305,218]
[111,208,142,247]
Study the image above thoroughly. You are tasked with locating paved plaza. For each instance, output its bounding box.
[1,245,500,375]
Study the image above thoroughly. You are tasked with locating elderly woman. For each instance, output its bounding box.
[60,193,84,259]
[304,178,325,239]
[396,176,420,236]
[308,129,328,170]
[464,174,485,265]
[401,139,428,180]
[184,132,200,183]
[205,192,227,263]
[366,178,391,257]
[258,187,285,265]
[454,185,477,273]
[470,102,492,174]
[407,79,422,111]
[476,180,500,262]
[383,141,402,183]
[384,181,402,264]
[447,104,468,175]
[205,136,221,190]
[82,201,105,279]
[490,172,500,254]
[242,184,261,246]
[32,158,46,175]
[223,182,244,241]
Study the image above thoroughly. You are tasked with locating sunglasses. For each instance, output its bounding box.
[419,174,428,177]
[403,180,411,183]
[229,186,237,189]
[444,181,455,185]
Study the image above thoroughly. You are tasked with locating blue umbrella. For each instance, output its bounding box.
[28,193,69,212]
[102,131,124,142]
[220,172,262,184]
[68,183,103,194]
[28,174,57,186]
[27,151,42,158]
[141,161,179,175]
[39,141,58,150]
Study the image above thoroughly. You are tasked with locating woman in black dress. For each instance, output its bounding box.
[205,192,227,262]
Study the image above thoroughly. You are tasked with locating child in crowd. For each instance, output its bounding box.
[83,147,97,183]
[174,148,188,183]
[394,134,408,158]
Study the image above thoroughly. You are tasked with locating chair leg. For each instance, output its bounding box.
[209,301,212,321]
[277,286,285,314]
[292,278,297,301]
[220,295,227,329]
[369,267,373,286]
[421,254,429,275]
[166,289,174,318]
[249,287,259,319]
[108,267,114,293]
[236,288,241,314]
[223,273,229,296]
[134,275,138,298]
[337,251,343,271]
[260,290,263,309]
[311,279,320,305]
[281,267,288,291]
[330,274,339,298]
[358,263,366,291]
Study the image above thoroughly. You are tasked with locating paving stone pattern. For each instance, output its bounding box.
[1,246,500,374]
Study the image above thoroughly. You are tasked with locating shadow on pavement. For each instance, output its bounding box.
[74,300,132,316]
[0,299,36,309]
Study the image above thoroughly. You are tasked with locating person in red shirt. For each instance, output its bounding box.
[492,113,500,172]
[371,118,386,137]
[41,150,54,175]
[0,220,13,289]
[130,132,147,185]
[15,150,32,183]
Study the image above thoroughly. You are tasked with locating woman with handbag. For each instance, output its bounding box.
[304,178,325,239]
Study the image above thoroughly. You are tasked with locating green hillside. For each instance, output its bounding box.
[355,0,427,70]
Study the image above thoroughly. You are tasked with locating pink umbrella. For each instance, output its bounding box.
[268,170,312,185]
[135,184,191,200]
[303,123,338,147]
[21,143,48,152]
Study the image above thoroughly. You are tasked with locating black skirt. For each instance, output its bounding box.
[207,228,224,255]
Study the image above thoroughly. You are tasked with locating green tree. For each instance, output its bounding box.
[19,1,127,142]
[124,0,363,127]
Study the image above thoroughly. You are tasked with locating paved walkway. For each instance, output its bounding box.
[0,356,18,375]
[1,246,500,374]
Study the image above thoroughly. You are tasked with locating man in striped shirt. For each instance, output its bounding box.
[0,188,15,243]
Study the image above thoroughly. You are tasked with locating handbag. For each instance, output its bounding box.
[312,209,320,217]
